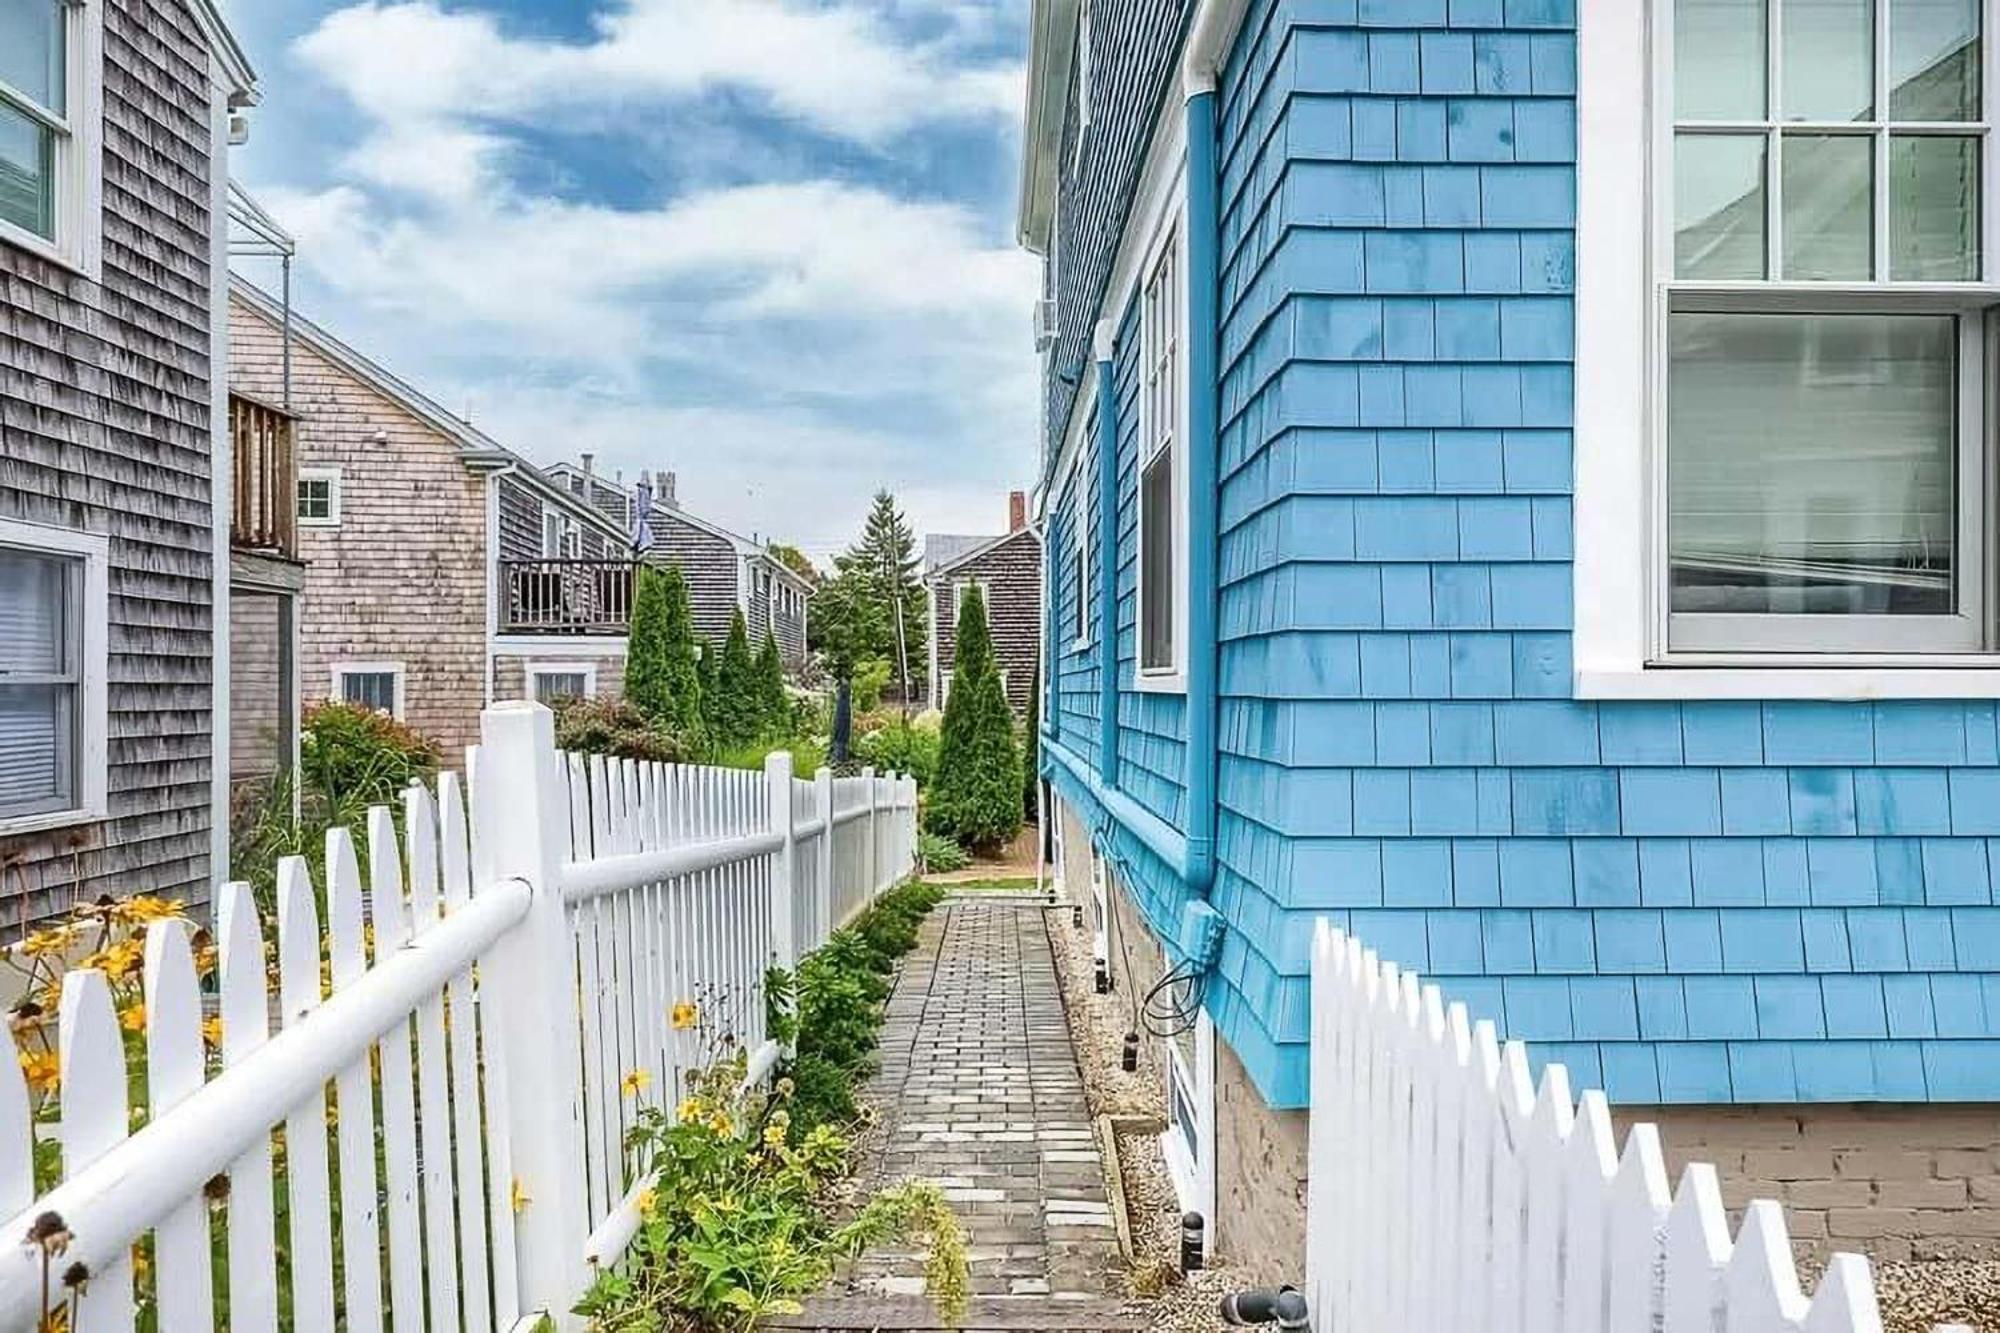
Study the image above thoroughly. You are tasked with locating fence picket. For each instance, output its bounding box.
[467,742,523,1330]
[440,771,495,1333]
[143,920,213,1333]
[218,879,278,1333]
[277,858,338,1331]
[59,970,131,1333]
[368,807,426,1333]
[404,783,462,1333]
[326,829,385,1333]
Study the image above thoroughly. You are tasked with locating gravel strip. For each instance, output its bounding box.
[1871,1260,2000,1332]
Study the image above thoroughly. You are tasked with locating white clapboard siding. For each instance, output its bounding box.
[1306,919,1936,1333]
[0,702,923,1331]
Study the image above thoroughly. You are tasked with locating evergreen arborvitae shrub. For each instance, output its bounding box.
[1021,667,1040,823]
[927,586,1021,853]
[714,610,759,747]
[754,629,790,738]
[625,564,705,747]
[697,637,722,743]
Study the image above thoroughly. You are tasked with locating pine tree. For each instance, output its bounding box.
[754,629,790,738]
[927,586,1021,852]
[624,564,705,746]
[714,610,759,747]
[842,491,926,698]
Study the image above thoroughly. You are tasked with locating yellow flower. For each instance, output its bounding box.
[775,1076,795,1098]
[117,896,183,924]
[620,1069,652,1097]
[677,1097,703,1124]
[707,1111,732,1136]
[669,1001,698,1031]
[635,1187,657,1213]
[510,1178,530,1214]
[118,1003,146,1033]
[200,1016,224,1048]
[21,924,80,959]
[18,1049,58,1093]
[762,1124,787,1149]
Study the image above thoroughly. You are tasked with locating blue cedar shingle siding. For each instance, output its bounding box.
[1050,0,2000,1110]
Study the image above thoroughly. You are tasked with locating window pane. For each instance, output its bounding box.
[1677,0,1768,119]
[1676,134,1768,278]
[0,0,64,113]
[1140,451,1175,671]
[1891,0,1981,120]
[1784,0,1875,121]
[341,671,397,713]
[534,673,588,705]
[1783,134,1874,278]
[1892,134,1980,279]
[0,100,53,240]
[1668,311,1957,618]
[0,683,72,816]
[0,549,67,675]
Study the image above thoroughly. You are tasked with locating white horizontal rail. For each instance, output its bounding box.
[796,815,827,839]
[830,805,872,829]
[0,876,532,1329]
[559,830,784,904]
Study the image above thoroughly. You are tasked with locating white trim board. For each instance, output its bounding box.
[491,636,630,658]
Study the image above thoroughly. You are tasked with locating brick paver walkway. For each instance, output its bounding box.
[777,896,1141,1331]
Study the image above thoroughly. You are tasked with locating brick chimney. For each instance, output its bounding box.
[1008,490,1027,533]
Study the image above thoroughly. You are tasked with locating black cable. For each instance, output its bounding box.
[1142,958,1203,1039]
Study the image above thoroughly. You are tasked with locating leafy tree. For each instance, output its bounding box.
[754,629,790,737]
[625,564,705,746]
[807,566,888,683]
[767,543,820,587]
[926,586,1021,852]
[714,610,759,747]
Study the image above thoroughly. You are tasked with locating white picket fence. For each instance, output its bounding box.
[1305,919,1948,1333]
[0,702,918,1332]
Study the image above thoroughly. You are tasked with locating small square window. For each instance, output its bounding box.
[298,468,341,526]
[530,663,597,705]
[335,664,403,718]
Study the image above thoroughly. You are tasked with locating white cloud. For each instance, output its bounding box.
[294,0,1023,144]
[247,0,1042,554]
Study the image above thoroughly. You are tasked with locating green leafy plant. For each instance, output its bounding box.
[917,830,968,873]
[552,696,695,763]
[713,610,760,748]
[575,1004,965,1330]
[1021,667,1040,823]
[854,716,941,789]
[926,587,1022,853]
[754,630,790,738]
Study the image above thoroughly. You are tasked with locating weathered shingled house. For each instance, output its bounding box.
[0,0,256,924]
[639,470,812,671]
[926,492,1042,715]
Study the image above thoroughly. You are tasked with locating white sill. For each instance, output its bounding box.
[1133,668,1187,695]
[298,517,340,529]
[0,805,105,839]
[0,218,95,281]
[1578,665,2000,701]
[1069,637,1091,655]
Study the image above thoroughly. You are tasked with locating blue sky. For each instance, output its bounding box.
[227,0,1039,561]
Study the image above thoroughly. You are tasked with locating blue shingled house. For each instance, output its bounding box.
[1025,0,2000,1275]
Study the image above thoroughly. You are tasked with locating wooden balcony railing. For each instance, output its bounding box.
[500,558,636,635]
[230,393,298,556]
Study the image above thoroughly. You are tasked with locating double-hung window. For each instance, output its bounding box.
[0,520,107,833]
[1138,222,1185,683]
[1661,0,1994,656]
[0,0,100,268]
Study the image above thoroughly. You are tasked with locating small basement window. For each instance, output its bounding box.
[529,662,597,705]
[334,662,404,718]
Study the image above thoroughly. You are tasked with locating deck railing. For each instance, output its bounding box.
[0,703,919,1331]
[229,392,298,555]
[500,558,636,635]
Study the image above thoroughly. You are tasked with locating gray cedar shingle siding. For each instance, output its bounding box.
[930,530,1043,715]
[650,509,741,648]
[498,476,543,561]
[230,296,491,757]
[0,0,221,924]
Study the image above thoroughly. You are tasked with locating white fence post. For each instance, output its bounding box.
[815,766,835,939]
[477,702,591,1328]
[767,750,798,977]
[862,765,879,897]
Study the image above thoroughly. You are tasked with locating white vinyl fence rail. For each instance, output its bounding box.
[1306,919,1948,1333]
[0,702,918,1332]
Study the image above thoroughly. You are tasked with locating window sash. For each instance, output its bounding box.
[339,671,399,714]
[0,0,72,247]
[0,545,80,819]
[1138,221,1183,679]
[1140,450,1177,671]
[532,671,590,704]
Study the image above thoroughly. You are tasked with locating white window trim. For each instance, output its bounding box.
[297,466,342,527]
[331,660,406,720]
[0,0,103,276]
[1576,0,2000,699]
[952,577,992,626]
[1160,1007,1217,1255]
[0,517,109,837]
[527,660,599,703]
[1134,204,1191,695]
